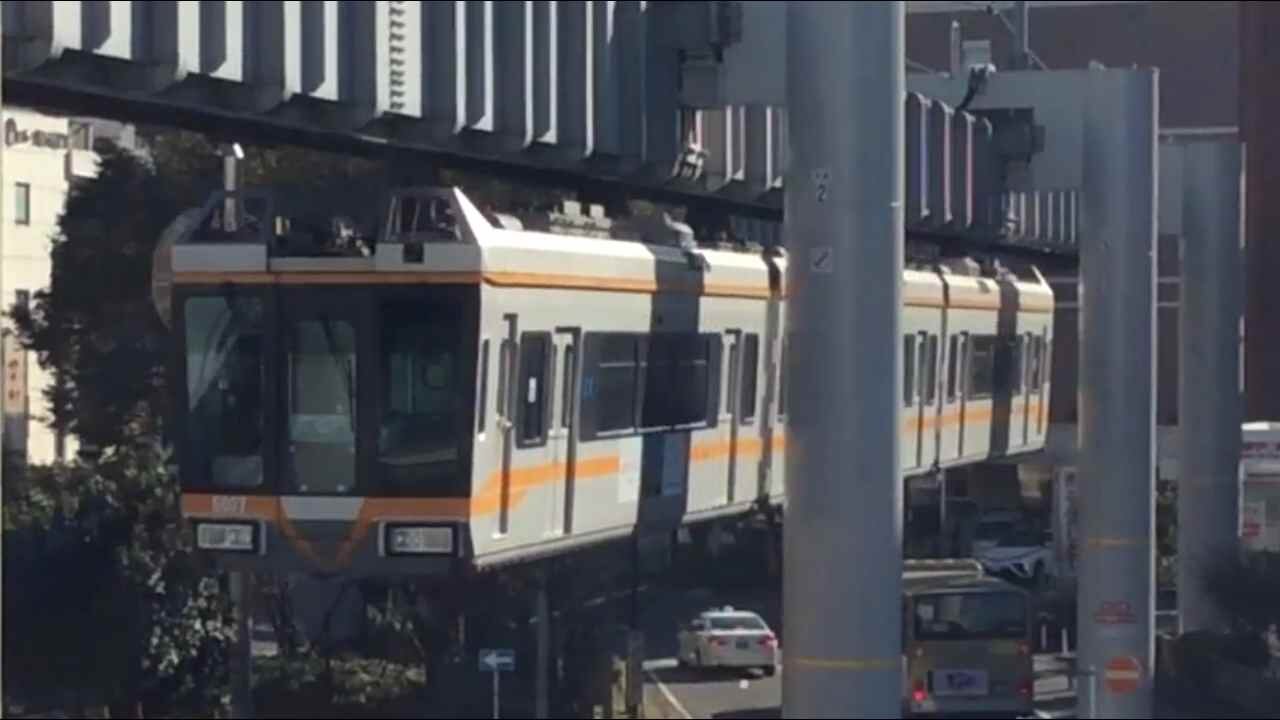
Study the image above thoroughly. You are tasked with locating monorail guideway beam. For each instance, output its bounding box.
[783,3,905,718]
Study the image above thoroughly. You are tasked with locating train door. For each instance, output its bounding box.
[723,330,743,505]
[515,330,555,537]
[550,327,581,536]
[496,315,519,536]
[940,334,961,463]
[956,332,971,458]
[913,331,930,468]
[1019,333,1032,447]
[1036,329,1049,435]
[736,333,761,504]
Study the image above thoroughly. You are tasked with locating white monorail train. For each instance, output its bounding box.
[171,187,1053,576]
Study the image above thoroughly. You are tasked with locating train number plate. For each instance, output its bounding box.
[931,669,989,696]
[212,496,248,515]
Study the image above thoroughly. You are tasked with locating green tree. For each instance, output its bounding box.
[3,439,235,717]
[4,132,389,717]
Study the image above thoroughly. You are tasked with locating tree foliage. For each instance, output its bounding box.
[5,126,586,716]
[3,131,397,716]
[3,440,235,716]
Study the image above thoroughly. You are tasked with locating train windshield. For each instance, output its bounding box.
[178,285,478,497]
[183,294,267,489]
[285,316,359,494]
[376,298,466,493]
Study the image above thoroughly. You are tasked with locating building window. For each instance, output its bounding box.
[14,183,30,226]
[69,121,93,151]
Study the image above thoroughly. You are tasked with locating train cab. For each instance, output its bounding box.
[166,186,788,576]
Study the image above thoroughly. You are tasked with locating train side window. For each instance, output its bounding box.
[517,332,552,447]
[924,334,939,404]
[1030,336,1044,390]
[968,335,996,400]
[741,334,760,423]
[903,334,917,406]
[581,333,641,438]
[1010,336,1025,395]
[477,339,490,433]
[946,335,960,401]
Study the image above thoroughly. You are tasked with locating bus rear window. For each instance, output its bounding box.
[913,592,1027,641]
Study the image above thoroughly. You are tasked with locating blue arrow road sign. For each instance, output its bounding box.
[479,648,516,672]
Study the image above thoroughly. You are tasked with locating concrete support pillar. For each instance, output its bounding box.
[1077,68,1159,719]
[782,2,905,718]
[1178,140,1244,632]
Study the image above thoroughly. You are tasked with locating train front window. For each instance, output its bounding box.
[286,318,358,494]
[377,300,465,493]
[183,295,266,489]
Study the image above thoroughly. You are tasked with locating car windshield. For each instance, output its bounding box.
[708,615,767,631]
[913,591,1028,641]
[975,520,1015,541]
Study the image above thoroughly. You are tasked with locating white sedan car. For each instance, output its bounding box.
[677,607,778,676]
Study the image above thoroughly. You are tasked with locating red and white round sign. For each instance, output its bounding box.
[1105,656,1143,694]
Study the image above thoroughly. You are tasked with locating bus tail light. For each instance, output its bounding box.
[912,679,927,704]
[1017,678,1033,698]
[1018,641,1030,656]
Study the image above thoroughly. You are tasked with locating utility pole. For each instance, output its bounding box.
[783,3,905,717]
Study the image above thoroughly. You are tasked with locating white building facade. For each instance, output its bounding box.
[2,105,138,467]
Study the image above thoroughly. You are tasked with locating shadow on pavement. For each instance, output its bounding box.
[649,665,772,686]
[711,708,780,719]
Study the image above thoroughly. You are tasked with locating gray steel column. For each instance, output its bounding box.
[1077,68,1159,719]
[1,11,6,717]
[783,2,904,718]
[1178,140,1244,632]
[230,571,255,718]
[535,571,550,718]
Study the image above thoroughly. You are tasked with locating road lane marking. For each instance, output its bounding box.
[789,657,898,671]
[645,663,694,720]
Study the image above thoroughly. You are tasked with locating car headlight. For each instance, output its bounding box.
[384,524,455,556]
[195,522,259,553]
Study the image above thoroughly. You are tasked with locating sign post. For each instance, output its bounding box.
[479,648,515,719]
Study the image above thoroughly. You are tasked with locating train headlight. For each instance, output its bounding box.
[385,524,455,556]
[195,521,259,553]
